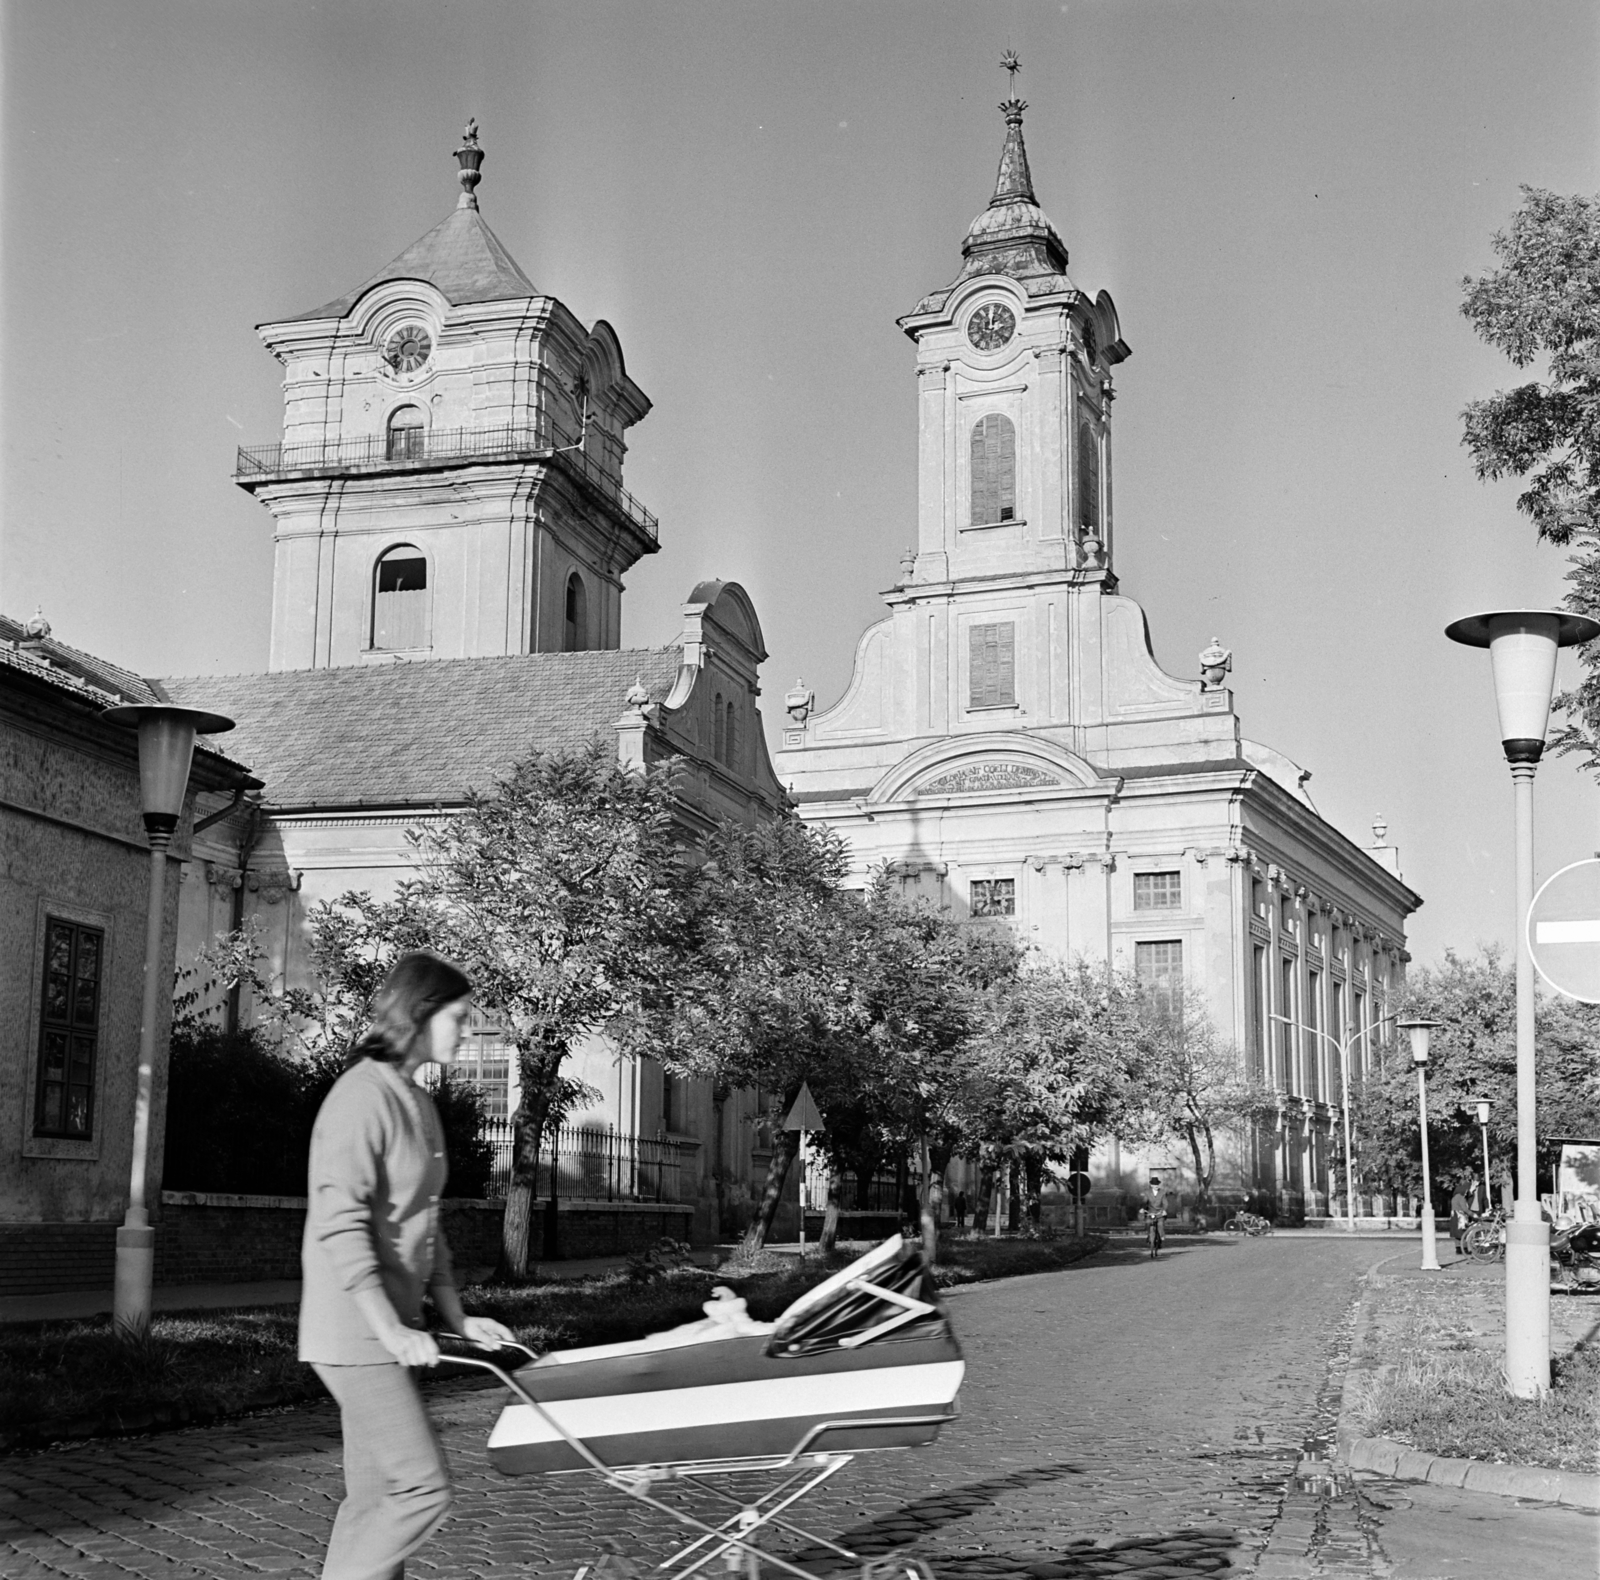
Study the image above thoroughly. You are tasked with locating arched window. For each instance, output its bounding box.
[386,405,425,461]
[1077,420,1100,536]
[564,572,588,652]
[372,546,428,650]
[724,700,737,772]
[970,414,1016,525]
[713,692,725,763]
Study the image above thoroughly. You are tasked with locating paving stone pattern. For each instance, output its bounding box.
[0,1236,1530,1579]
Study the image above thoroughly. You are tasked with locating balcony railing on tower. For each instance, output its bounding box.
[234,416,658,543]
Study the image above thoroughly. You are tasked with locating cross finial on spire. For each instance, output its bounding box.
[455,117,485,209]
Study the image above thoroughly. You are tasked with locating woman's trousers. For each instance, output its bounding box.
[313,1362,452,1580]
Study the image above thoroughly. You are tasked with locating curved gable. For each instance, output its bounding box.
[870,733,1105,805]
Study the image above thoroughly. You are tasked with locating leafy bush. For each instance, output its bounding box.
[163,1024,496,1199]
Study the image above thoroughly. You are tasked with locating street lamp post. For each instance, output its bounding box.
[101,703,235,1337]
[1476,1099,1493,1212]
[1269,1013,1396,1231]
[1398,1018,1442,1271]
[1445,608,1599,1396]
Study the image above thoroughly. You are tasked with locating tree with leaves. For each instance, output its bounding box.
[1116,993,1270,1223]
[1350,946,1600,1205]
[409,739,702,1278]
[1461,186,1600,767]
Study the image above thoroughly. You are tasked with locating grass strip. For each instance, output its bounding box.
[0,1234,1103,1452]
[1354,1279,1600,1474]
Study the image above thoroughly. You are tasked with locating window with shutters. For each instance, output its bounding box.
[968,622,1016,708]
[372,547,429,650]
[1077,420,1099,535]
[564,572,588,652]
[970,414,1016,525]
[1136,940,1184,1020]
[386,405,426,461]
[970,878,1016,917]
[1133,871,1182,911]
[34,919,102,1139]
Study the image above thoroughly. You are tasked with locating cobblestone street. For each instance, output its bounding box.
[2,1237,1594,1578]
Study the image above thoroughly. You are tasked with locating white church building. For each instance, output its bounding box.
[773,92,1422,1221]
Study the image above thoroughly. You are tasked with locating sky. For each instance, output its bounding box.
[2,0,1597,969]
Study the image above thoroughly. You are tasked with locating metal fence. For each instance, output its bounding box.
[235,417,658,542]
[483,1119,695,1204]
[802,1166,904,1215]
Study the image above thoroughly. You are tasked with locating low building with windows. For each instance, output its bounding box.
[773,95,1422,1221]
[0,614,256,1294]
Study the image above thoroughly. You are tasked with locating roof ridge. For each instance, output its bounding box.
[153,645,681,686]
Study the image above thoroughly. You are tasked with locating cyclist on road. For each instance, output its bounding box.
[1140,1176,1169,1258]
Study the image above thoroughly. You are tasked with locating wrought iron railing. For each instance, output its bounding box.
[234,418,658,542]
[483,1119,694,1204]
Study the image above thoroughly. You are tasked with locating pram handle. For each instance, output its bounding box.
[435,1332,540,1384]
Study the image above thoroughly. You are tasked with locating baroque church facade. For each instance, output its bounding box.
[773,94,1422,1220]
[162,125,789,1244]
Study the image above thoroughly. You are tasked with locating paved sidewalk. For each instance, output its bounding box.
[2,1237,1594,1577]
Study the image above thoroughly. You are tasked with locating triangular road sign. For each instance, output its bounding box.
[782,1081,824,1133]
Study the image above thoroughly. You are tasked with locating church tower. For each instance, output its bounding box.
[897,82,1129,592]
[236,123,656,671]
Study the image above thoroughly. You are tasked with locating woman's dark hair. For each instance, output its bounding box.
[348,950,472,1067]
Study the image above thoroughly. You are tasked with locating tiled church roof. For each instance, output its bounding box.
[293,206,537,322]
[0,613,161,706]
[158,649,681,811]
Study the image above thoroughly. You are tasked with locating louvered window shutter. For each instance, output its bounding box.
[969,622,1016,708]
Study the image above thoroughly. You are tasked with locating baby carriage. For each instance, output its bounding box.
[441,1234,963,1580]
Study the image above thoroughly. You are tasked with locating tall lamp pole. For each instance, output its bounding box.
[1398,1018,1442,1271]
[1476,1099,1493,1211]
[101,703,235,1336]
[1445,608,1599,1396]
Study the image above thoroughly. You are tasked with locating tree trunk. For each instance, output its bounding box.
[1007,1158,1022,1232]
[975,1160,996,1236]
[916,1133,937,1267]
[498,1047,559,1282]
[1023,1155,1044,1227]
[820,1175,841,1255]
[742,1129,795,1254]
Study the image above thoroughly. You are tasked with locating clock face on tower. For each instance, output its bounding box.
[383,323,433,375]
[966,302,1016,352]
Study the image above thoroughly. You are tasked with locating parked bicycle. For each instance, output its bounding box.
[1222,1211,1273,1237]
[1463,1208,1506,1263]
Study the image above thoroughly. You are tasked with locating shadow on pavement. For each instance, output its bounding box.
[790,1464,1241,1575]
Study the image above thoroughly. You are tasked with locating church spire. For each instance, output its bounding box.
[991,51,1038,208]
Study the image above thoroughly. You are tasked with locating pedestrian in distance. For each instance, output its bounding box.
[953,1189,968,1230]
[1449,1180,1472,1257]
[299,950,517,1580]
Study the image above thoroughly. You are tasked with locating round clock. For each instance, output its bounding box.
[967,302,1016,352]
[383,323,433,375]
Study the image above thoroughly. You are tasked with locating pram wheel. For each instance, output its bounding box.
[573,1540,646,1580]
[860,1554,934,1580]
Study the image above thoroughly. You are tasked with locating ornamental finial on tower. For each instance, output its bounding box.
[991,54,1037,209]
[455,118,485,209]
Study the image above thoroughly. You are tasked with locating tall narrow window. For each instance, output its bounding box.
[1306,970,1323,1100]
[713,692,725,763]
[386,405,425,461]
[1279,956,1297,1090]
[970,414,1016,525]
[1076,420,1099,535]
[968,622,1015,708]
[1252,945,1268,1078]
[564,573,588,652]
[372,547,428,650]
[34,919,102,1138]
[724,699,737,771]
[1135,940,1183,1020]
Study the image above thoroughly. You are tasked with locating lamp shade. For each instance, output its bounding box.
[1396,1016,1441,1069]
[101,704,235,835]
[1444,609,1600,764]
[1476,1099,1491,1125]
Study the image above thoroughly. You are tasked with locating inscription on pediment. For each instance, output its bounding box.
[913,762,1060,797]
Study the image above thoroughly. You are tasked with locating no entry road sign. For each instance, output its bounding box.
[1065,1171,1093,1201]
[1528,858,1600,1003]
